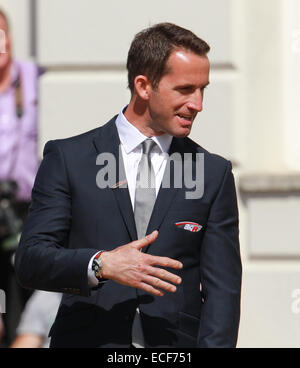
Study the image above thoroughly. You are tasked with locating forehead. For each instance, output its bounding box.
[163,49,210,85]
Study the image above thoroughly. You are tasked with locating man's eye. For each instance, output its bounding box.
[178,87,193,93]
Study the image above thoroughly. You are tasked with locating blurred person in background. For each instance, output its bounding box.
[10,291,61,348]
[0,8,40,346]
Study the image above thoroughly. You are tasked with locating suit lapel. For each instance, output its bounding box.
[93,117,137,241]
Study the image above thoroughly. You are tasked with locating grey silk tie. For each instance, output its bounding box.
[132,139,156,348]
[134,139,156,239]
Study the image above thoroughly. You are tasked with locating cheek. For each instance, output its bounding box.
[0,53,9,68]
[150,89,184,119]
[150,94,167,115]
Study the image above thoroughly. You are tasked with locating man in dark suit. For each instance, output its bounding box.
[15,23,242,348]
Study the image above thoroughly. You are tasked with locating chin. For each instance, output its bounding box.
[172,127,191,138]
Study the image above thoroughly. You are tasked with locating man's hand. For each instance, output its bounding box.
[100,230,183,296]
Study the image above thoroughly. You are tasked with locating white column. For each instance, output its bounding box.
[283,0,300,170]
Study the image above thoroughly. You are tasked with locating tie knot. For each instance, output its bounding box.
[142,139,156,156]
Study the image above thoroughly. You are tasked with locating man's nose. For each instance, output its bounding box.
[187,89,203,112]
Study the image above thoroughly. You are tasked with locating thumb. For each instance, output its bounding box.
[134,230,159,250]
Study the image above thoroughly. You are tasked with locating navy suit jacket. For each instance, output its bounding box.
[15,116,242,348]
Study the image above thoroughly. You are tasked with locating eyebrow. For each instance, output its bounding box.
[177,82,210,89]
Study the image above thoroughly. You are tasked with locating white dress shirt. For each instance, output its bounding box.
[88,108,173,287]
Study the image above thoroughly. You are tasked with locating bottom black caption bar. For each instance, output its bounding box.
[105,350,193,366]
[6,348,286,365]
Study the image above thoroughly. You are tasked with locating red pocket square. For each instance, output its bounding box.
[175,221,202,232]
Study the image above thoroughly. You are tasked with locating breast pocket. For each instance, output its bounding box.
[162,211,207,252]
[168,201,209,232]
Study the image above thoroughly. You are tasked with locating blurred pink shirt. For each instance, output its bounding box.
[0,60,39,201]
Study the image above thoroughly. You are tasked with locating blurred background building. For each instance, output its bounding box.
[1,0,300,348]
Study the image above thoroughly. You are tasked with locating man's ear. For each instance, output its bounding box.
[133,75,151,100]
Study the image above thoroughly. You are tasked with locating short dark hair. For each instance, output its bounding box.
[126,22,210,93]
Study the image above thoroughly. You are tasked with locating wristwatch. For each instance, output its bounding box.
[92,251,106,281]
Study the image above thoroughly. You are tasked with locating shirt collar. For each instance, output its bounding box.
[115,106,173,154]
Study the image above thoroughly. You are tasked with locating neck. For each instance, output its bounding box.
[124,97,165,137]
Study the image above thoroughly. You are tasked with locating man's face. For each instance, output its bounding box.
[0,15,11,71]
[146,49,210,138]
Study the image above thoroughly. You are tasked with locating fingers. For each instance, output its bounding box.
[134,276,177,297]
[137,282,165,297]
[134,273,180,297]
[134,230,159,250]
[133,232,183,270]
[146,265,182,286]
[134,264,182,296]
[131,230,183,269]
[142,274,178,293]
[147,254,183,270]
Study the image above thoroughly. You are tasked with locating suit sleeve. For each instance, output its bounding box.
[15,140,98,296]
[197,161,242,347]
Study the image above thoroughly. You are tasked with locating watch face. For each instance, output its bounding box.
[93,264,99,272]
[92,258,102,278]
[92,251,106,280]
